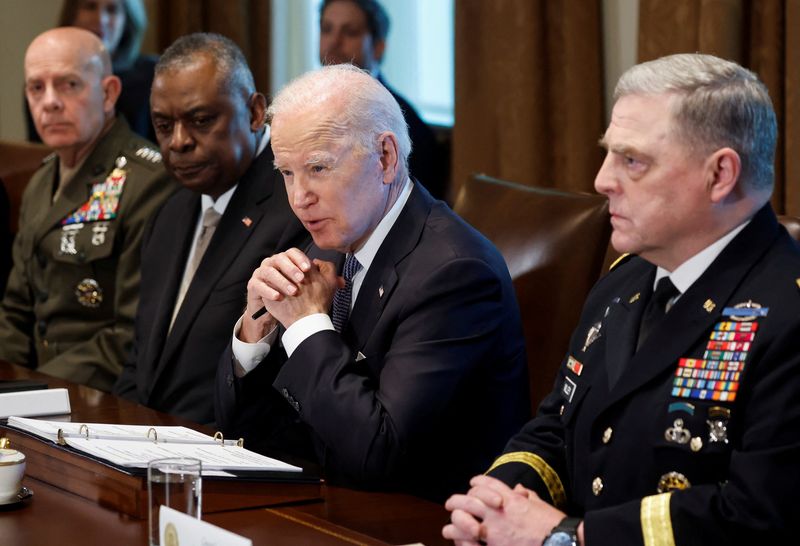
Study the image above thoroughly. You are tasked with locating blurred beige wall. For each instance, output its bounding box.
[0,0,59,140]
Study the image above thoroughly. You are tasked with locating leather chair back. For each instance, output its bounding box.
[454,174,611,413]
[778,215,800,241]
[0,140,50,234]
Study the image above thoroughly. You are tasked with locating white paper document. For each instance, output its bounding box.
[7,416,301,473]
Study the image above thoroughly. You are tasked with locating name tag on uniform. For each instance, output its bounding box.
[561,377,577,403]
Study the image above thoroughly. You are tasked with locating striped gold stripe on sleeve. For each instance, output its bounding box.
[641,492,676,546]
[486,452,567,509]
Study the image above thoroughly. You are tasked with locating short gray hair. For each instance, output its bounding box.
[615,53,776,191]
[267,64,411,176]
[156,33,255,98]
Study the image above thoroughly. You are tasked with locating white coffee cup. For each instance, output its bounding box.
[0,448,26,502]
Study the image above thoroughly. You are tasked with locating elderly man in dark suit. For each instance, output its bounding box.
[216,63,529,501]
[443,54,800,546]
[114,33,307,425]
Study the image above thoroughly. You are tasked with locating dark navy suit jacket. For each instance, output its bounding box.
[216,182,529,500]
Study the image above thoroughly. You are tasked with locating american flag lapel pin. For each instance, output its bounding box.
[241,216,253,227]
[378,286,384,298]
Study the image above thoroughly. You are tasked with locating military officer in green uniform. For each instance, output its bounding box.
[0,27,175,391]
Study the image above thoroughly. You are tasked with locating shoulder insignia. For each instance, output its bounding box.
[134,146,162,164]
[608,253,632,271]
[796,278,800,290]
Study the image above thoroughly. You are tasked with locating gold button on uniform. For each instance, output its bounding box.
[592,477,603,496]
[602,427,613,444]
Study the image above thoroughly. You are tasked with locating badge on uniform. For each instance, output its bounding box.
[60,223,83,255]
[722,300,769,321]
[707,406,731,444]
[657,471,691,493]
[62,156,127,225]
[91,222,109,246]
[664,418,690,445]
[670,301,764,402]
[75,278,103,308]
[566,356,583,376]
[561,377,577,403]
[582,322,601,352]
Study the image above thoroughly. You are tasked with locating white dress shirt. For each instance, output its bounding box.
[653,219,750,303]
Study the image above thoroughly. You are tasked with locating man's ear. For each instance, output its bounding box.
[101,75,122,114]
[248,92,268,131]
[372,39,386,64]
[706,147,741,203]
[378,131,399,184]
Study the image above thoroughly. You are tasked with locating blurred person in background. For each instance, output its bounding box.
[27,0,157,143]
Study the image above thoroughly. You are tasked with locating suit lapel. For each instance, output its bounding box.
[346,184,430,350]
[603,206,780,410]
[140,189,199,395]
[602,268,653,386]
[158,150,277,370]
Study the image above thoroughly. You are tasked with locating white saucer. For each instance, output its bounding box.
[0,486,33,506]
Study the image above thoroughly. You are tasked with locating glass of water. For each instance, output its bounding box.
[147,457,202,546]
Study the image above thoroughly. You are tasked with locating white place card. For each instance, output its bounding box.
[160,506,252,546]
[0,389,70,418]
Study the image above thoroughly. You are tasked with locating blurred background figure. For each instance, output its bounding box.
[319,0,445,201]
[26,0,157,143]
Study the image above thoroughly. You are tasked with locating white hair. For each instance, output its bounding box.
[267,64,411,177]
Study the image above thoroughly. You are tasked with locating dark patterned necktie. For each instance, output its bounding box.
[331,254,362,333]
[636,276,680,351]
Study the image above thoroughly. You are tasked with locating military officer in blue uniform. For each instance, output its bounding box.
[0,28,175,391]
[443,53,800,545]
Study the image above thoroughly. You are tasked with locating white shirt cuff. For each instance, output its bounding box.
[231,315,279,375]
[282,313,335,357]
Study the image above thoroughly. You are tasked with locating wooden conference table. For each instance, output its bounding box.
[0,363,450,545]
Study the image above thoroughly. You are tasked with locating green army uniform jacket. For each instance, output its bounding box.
[0,117,177,391]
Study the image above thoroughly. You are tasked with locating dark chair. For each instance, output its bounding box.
[454,174,611,413]
[778,215,800,241]
[0,139,50,236]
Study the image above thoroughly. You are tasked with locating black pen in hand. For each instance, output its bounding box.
[251,306,268,320]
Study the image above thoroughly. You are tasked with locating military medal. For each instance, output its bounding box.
[664,418,690,445]
[690,436,703,452]
[671,302,763,402]
[657,471,691,493]
[62,156,127,226]
[75,278,103,308]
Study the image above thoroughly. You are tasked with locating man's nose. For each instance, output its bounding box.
[41,85,63,112]
[594,154,618,196]
[169,123,194,153]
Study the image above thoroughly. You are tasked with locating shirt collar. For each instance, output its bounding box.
[201,183,238,216]
[655,219,751,294]
[352,177,414,273]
